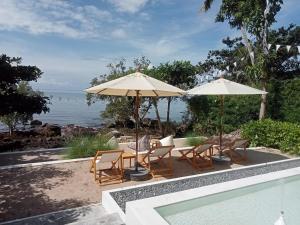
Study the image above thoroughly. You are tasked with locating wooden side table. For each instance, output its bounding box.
[122,152,136,168]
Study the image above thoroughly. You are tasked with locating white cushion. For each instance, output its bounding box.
[107,136,119,148]
[160,135,174,146]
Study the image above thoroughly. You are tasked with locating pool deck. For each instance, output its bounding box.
[0,147,295,224]
[0,204,124,225]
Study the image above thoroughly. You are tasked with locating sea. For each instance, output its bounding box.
[0,92,187,131]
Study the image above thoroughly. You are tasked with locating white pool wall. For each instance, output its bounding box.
[102,158,300,222]
[125,166,300,225]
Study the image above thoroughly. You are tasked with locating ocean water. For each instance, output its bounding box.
[0,92,186,131]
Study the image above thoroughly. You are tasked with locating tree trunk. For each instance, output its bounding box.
[141,100,152,120]
[166,97,171,124]
[241,26,255,65]
[258,0,270,120]
[241,18,268,120]
[165,97,172,135]
[9,126,13,136]
[152,98,163,136]
[259,81,267,120]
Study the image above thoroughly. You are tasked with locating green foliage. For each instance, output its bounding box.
[241,119,300,154]
[187,95,261,136]
[215,0,282,35]
[154,61,197,90]
[101,97,134,126]
[0,112,32,136]
[87,58,198,135]
[267,78,300,123]
[87,57,154,125]
[0,57,49,135]
[201,0,299,119]
[245,52,266,81]
[185,134,206,146]
[152,60,197,125]
[0,54,49,117]
[66,135,116,159]
[280,79,300,123]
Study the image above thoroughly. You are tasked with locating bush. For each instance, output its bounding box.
[66,135,116,159]
[185,133,206,146]
[241,119,300,154]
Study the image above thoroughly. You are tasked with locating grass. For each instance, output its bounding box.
[65,134,117,159]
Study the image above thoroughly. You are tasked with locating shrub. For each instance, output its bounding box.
[241,119,300,154]
[185,133,206,146]
[66,135,116,159]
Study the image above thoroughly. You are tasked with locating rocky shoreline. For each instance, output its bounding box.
[0,118,185,152]
[0,121,102,152]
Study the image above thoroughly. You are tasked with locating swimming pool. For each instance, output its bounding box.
[156,175,300,225]
[125,166,300,225]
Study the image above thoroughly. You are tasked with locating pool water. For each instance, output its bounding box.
[156,175,300,225]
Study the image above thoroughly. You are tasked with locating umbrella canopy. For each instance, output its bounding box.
[188,77,267,95]
[85,71,185,97]
[86,71,185,171]
[187,77,267,158]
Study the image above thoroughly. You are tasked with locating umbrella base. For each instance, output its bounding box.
[125,166,150,181]
[212,154,231,164]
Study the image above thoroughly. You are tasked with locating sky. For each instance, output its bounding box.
[0,0,299,93]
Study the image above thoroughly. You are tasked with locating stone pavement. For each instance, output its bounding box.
[0,203,124,225]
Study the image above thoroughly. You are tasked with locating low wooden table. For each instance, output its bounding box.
[122,152,136,168]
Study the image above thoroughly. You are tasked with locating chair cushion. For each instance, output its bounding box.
[128,135,150,152]
[160,135,174,146]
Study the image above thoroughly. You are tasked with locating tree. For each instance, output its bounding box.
[192,24,299,134]
[201,0,285,119]
[87,56,167,134]
[0,54,49,135]
[154,61,197,130]
[198,25,299,80]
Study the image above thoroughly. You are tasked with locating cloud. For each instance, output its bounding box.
[129,37,189,63]
[0,0,112,38]
[111,28,127,39]
[107,0,149,13]
[0,38,111,91]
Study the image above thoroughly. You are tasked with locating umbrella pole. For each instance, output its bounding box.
[219,95,224,156]
[135,91,140,171]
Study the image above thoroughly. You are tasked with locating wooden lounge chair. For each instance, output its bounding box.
[90,150,124,185]
[178,143,214,170]
[222,139,249,163]
[141,145,173,177]
[206,136,232,155]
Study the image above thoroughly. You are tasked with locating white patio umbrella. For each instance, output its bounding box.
[187,77,267,156]
[86,71,186,171]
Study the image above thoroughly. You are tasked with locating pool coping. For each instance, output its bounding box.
[126,166,300,225]
[0,147,68,155]
[102,157,300,221]
[0,157,93,170]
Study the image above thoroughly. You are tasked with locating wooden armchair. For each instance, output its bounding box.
[141,146,173,177]
[223,139,249,163]
[178,143,213,170]
[90,150,124,185]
